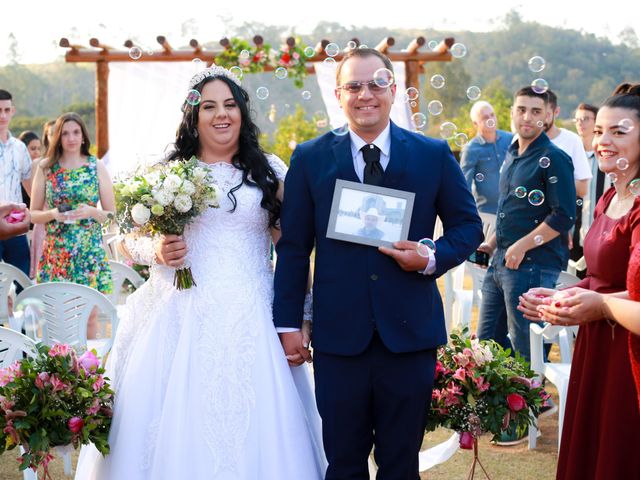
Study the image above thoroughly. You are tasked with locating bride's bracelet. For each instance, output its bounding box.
[303,290,313,322]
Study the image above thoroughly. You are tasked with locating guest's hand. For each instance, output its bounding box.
[155,234,187,267]
[517,287,557,321]
[278,331,312,366]
[378,240,428,272]
[0,202,30,239]
[477,242,495,255]
[536,287,605,326]
[504,241,527,270]
[66,203,96,221]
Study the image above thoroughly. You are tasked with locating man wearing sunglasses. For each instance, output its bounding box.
[274,48,482,479]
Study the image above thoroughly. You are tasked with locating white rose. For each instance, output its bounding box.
[180,180,196,195]
[174,194,193,213]
[144,171,161,186]
[131,203,151,225]
[192,167,208,182]
[163,174,183,192]
[153,188,174,207]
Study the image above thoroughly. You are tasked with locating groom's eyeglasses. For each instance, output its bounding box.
[337,80,391,95]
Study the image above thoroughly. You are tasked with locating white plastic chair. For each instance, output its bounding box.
[445,213,496,331]
[0,263,33,326]
[15,282,118,359]
[108,260,145,305]
[0,327,39,479]
[555,271,581,289]
[528,323,578,451]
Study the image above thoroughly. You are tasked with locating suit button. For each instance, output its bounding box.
[370,274,378,281]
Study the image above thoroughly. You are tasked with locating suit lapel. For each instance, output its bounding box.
[331,133,360,183]
[384,122,409,188]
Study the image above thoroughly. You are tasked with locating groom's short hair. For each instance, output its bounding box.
[335,48,394,85]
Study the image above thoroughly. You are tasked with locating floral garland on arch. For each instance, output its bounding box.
[214,36,313,88]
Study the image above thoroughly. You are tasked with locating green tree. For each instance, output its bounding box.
[260,105,322,165]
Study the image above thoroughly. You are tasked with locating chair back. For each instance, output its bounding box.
[15,282,118,352]
[0,326,37,366]
[108,260,145,304]
[555,271,581,289]
[0,263,33,322]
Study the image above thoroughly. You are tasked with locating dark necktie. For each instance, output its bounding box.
[362,144,383,186]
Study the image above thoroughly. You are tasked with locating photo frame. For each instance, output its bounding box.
[326,179,415,247]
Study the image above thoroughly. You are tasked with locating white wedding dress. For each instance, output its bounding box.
[75,156,326,479]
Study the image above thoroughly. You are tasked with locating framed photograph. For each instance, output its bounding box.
[326,179,415,247]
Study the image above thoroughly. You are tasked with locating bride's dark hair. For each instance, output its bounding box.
[168,75,280,228]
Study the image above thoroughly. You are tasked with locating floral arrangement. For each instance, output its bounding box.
[274,38,312,88]
[213,36,312,88]
[112,156,220,289]
[214,37,272,74]
[0,345,113,479]
[426,328,546,449]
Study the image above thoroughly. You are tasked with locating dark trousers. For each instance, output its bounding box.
[0,235,30,293]
[314,332,436,480]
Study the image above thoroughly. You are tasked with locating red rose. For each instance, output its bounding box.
[281,53,291,63]
[68,416,84,433]
[459,431,474,449]
[506,393,527,412]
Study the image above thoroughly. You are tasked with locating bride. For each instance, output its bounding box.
[75,66,326,479]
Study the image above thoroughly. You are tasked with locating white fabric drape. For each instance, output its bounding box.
[314,61,412,130]
[105,62,200,177]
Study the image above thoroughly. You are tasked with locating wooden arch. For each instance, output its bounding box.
[60,35,455,157]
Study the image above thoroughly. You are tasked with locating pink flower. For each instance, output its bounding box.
[92,375,105,393]
[434,361,445,379]
[0,369,14,387]
[68,416,84,433]
[474,375,490,392]
[453,352,470,367]
[35,372,50,390]
[86,399,101,415]
[459,431,475,450]
[510,376,532,388]
[49,374,66,392]
[48,343,72,357]
[78,350,100,374]
[506,393,527,412]
[453,368,466,381]
[293,52,300,59]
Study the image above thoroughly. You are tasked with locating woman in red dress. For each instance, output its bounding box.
[518,83,640,479]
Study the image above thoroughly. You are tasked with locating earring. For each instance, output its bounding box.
[193,130,199,138]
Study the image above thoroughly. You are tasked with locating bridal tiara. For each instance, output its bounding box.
[188,65,242,89]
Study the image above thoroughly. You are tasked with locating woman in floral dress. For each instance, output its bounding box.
[30,112,115,335]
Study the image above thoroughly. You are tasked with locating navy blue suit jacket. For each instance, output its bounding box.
[273,122,483,356]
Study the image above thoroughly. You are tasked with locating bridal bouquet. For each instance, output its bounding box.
[112,156,220,289]
[426,328,546,449]
[0,345,113,479]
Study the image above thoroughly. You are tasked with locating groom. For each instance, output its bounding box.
[274,48,482,479]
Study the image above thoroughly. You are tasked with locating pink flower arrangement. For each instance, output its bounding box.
[0,345,113,478]
[427,329,545,448]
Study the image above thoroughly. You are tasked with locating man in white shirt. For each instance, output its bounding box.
[0,89,32,277]
[545,90,592,265]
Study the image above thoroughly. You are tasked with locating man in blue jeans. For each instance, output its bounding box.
[477,86,576,363]
[0,89,32,278]
[460,101,513,214]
